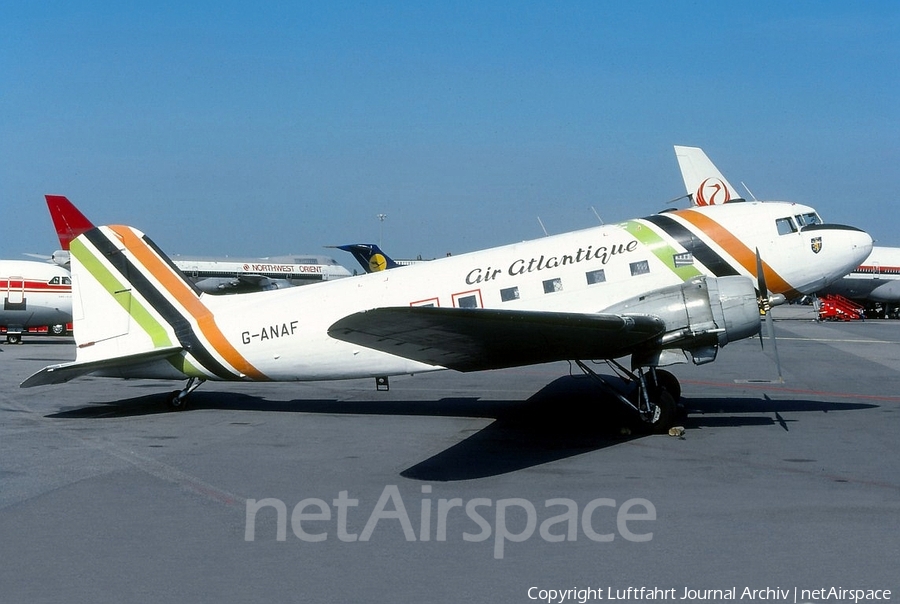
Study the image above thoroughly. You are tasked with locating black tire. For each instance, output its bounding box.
[50,324,66,336]
[166,391,189,411]
[654,369,681,401]
[7,334,22,344]
[646,390,676,434]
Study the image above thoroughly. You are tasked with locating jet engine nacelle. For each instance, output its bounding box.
[603,275,760,367]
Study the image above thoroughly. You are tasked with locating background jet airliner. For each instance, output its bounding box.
[0,259,71,343]
[818,246,900,318]
[22,196,871,432]
[46,195,352,293]
[333,243,402,273]
[674,145,900,317]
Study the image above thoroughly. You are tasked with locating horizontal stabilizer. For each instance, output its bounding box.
[20,346,184,388]
[328,307,664,372]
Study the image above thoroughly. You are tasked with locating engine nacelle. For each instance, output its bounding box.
[603,275,760,366]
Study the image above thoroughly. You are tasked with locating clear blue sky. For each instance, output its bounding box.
[2,1,897,265]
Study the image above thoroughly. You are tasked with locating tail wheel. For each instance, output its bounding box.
[166,391,189,411]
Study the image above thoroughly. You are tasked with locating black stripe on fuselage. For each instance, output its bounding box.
[83,228,237,380]
[642,214,741,277]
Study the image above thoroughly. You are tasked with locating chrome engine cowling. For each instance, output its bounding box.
[603,276,760,366]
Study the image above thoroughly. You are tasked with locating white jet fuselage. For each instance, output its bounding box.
[1,260,72,330]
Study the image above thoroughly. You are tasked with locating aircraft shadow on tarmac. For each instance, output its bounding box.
[46,375,877,481]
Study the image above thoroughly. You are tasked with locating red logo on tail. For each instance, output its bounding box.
[695,178,731,206]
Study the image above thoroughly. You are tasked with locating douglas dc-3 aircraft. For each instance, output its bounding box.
[46,195,352,292]
[674,145,900,318]
[21,197,871,432]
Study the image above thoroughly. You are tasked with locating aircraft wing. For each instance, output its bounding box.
[20,346,184,387]
[328,307,665,371]
[236,274,279,288]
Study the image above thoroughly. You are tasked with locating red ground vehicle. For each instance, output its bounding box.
[817,294,865,321]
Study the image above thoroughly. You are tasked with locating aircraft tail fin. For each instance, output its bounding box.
[334,243,401,273]
[673,146,742,206]
[22,224,266,387]
[45,195,96,250]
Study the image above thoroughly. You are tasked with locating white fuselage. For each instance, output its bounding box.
[821,246,900,303]
[145,201,869,381]
[0,260,72,331]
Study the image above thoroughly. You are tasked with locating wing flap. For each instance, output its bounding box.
[328,307,664,371]
[20,346,184,387]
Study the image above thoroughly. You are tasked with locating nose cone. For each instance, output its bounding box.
[834,225,873,269]
[806,224,873,289]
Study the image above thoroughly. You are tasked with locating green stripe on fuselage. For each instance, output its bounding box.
[619,220,703,281]
[71,237,175,349]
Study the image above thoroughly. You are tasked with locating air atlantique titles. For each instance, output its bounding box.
[465,240,640,286]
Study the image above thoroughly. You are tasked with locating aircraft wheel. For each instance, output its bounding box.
[7,334,22,344]
[50,324,66,336]
[166,391,189,412]
[645,390,676,434]
[654,369,681,401]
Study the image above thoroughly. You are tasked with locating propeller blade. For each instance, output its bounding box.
[755,248,784,382]
[764,310,784,383]
[756,249,767,349]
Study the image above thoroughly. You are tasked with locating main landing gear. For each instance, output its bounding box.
[575,359,682,434]
[165,377,206,411]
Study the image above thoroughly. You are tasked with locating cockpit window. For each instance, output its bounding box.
[775,217,798,235]
[49,277,60,284]
[795,212,822,227]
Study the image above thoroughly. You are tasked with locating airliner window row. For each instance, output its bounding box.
[421,258,655,308]
[855,266,900,275]
[491,261,648,306]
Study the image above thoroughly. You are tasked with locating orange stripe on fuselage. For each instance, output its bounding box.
[673,209,802,298]
[109,226,267,380]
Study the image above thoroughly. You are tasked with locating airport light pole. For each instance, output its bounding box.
[377,213,387,247]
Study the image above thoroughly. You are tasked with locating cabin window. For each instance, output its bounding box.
[63,277,71,284]
[456,294,478,308]
[629,260,650,276]
[500,286,519,302]
[585,269,606,285]
[776,217,797,235]
[542,278,563,294]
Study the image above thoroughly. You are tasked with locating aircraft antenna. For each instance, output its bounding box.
[666,192,692,206]
[741,182,758,201]
[537,216,549,237]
